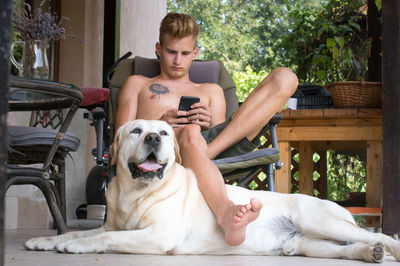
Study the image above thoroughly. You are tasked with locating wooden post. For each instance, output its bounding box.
[366,141,383,227]
[0,0,12,265]
[299,142,314,195]
[382,0,400,234]
[366,141,383,208]
[316,149,327,199]
[275,141,291,193]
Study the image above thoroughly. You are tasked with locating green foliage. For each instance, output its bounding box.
[375,0,381,11]
[278,0,368,84]
[168,0,369,86]
[168,0,319,73]
[326,150,366,201]
[232,66,267,102]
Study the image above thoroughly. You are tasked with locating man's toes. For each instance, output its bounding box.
[233,216,241,223]
[237,206,247,217]
[250,198,263,211]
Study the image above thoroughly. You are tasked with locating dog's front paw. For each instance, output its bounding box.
[365,242,385,263]
[55,239,105,254]
[24,236,58,251]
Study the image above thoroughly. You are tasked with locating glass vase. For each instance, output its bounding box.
[10,40,50,80]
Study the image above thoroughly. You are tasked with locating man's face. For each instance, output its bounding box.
[156,34,199,80]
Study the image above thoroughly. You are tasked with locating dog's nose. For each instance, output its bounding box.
[144,133,161,147]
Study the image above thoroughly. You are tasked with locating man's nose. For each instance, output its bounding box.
[174,53,182,65]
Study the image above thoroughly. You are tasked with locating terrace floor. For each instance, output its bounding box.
[4,229,400,266]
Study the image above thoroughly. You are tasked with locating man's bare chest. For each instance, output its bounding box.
[140,82,209,108]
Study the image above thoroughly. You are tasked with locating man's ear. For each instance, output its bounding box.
[174,137,182,164]
[192,47,199,60]
[155,42,161,58]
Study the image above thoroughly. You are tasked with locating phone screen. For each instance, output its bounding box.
[178,96,200,111]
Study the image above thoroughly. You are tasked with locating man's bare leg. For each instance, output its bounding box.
[176,126,262,246]
[175,68,297,245]
[207,67,298,159]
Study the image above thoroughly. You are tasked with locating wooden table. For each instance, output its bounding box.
[275,108,382,211]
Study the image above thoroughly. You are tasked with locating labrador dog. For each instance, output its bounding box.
[25,120,400,263]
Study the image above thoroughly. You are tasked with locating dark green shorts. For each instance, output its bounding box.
[201,118,267,159]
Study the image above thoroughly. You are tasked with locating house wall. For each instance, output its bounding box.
[120,0,167,58]
[5,0,166,229]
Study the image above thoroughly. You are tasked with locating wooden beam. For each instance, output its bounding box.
[280,108,382,119]
[382,0,400,234]
[279,118,382,127]
[310,141,366,151]
[277,126,382,141]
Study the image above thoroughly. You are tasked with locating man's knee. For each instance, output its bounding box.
[177,124,206,151]
[269,67,298,98]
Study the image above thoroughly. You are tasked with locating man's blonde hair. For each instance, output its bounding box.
[159,13,199,47]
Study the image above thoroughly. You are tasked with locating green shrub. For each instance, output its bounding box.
[233,66,268,102]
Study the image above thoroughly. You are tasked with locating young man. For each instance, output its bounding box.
[116,13,298,246]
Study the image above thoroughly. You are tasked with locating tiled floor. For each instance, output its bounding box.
[4,229,400,266]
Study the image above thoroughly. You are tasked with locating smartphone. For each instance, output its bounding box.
[177,96,200,123]
[178,96,200,111]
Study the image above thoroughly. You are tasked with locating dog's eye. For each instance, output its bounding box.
[130,128,142,135]
[160,130,168,136]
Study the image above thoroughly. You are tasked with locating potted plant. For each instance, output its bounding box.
[279,0,382,108]
[10,0,69,79]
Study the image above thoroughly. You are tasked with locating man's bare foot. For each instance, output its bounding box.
[218,198,263,246]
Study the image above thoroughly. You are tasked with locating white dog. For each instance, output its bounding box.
[25,120,400,263]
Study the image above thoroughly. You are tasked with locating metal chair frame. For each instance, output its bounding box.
[6,76,82,234]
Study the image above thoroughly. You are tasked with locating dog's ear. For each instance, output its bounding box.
[111,128,121,166]
[174,137,182,164]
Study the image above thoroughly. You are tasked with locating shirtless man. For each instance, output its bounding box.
[116,13,298,246]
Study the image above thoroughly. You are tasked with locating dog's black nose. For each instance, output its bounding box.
[144,133,161,147]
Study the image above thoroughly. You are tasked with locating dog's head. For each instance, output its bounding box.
[111,120,181,182]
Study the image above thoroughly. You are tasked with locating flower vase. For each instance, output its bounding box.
[10,40,50,80]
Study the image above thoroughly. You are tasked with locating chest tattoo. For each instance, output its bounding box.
[149,83,169,99]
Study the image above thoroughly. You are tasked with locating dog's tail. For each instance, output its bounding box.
[270,216,300,240]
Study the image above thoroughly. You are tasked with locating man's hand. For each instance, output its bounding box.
[161,109,190,128]
[187,102,212,130]
[161,102,212,130]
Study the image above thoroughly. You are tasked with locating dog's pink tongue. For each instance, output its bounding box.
[138,161,162,172]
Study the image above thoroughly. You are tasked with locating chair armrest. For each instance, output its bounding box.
[267,113,283,170]
[269,113,283,126]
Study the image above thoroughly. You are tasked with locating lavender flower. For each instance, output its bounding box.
[12,0,69,42]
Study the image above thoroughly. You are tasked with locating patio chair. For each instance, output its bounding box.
[6,77,82,234]
[108,56,282,190]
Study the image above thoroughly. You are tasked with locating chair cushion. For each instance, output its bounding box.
[212,148,280,175]
[189,60,220,84]
[8,126,80,152]
[80,87,110,107]
[134,56,220,84]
